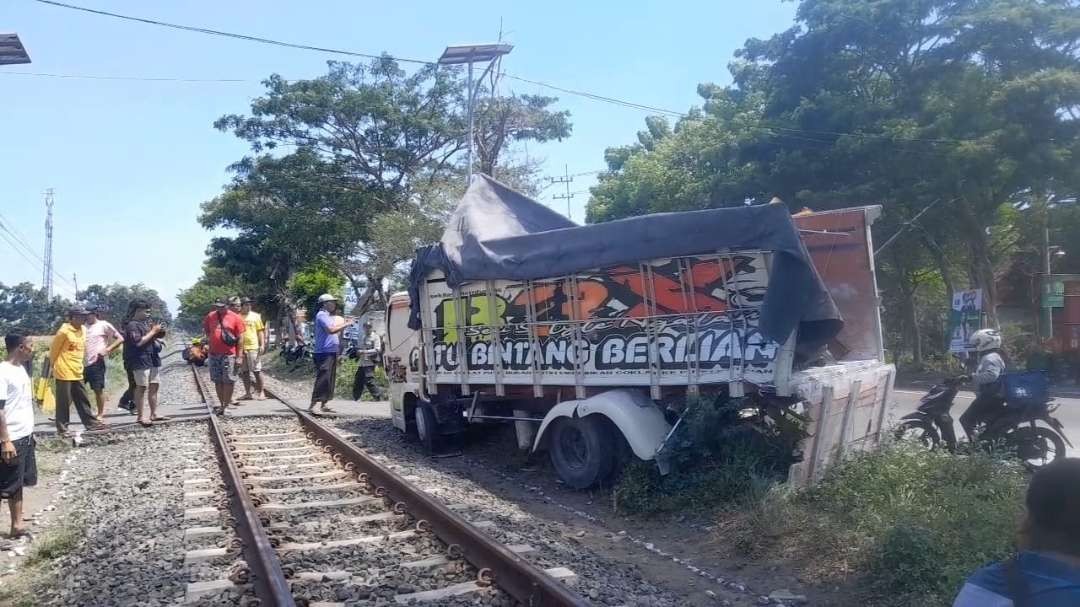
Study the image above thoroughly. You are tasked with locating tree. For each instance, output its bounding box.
[588,0,1080,330]
[473,88,572,179]
[80,283,171,326]
[176,265,254,331]
[0,282,70,335]
[200,58,572,320]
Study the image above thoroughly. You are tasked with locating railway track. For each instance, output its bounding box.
[185,363,587,606]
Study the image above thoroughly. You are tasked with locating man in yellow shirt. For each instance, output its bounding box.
[49,306,105,436]
[238,297,267,401]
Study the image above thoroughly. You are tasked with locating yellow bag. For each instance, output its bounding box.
[35,378,55,415]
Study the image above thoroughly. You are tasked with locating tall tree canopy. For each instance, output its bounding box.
[589,0,1080,335]
[197,57,571,320]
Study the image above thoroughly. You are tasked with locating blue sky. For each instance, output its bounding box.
[1,0,797,312]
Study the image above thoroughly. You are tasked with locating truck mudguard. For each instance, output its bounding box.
[531,389,672,461]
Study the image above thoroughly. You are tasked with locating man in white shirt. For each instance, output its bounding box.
[83,305,124,421]
[0,334,37,538]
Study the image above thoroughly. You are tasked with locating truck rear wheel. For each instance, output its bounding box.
[549,416,616,489]
[415,402,441,455]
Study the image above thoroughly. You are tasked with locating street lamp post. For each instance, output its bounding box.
[438,43,513,185]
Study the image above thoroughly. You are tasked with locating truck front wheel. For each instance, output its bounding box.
[549,416,616,489]
[415,402,441,455]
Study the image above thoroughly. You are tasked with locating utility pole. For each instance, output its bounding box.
[550,165,574,221]
[73,273,79,301]
[42,189,54,300]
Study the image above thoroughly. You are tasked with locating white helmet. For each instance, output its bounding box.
[317,293,338,304]
[969,328,1002,352]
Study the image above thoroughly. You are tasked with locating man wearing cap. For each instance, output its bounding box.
[203,297,245,413]
[49,306,105,436]
[352,320,384,401]
[123,299,166,427]
[83,305,124,422]
[238,297,267,401]
[310,294,352,414]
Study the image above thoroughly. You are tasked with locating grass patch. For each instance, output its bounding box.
[613,396,802,515]
[0,522,83,607]
[262,349,387,400]
[716,444,1028,607]
[25,524,82,567]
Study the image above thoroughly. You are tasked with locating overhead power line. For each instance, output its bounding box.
[32,0,434,65]
[0,70,251,83]
[30,0,1048,147]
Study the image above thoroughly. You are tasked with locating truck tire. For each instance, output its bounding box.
[415,402,441,455]
[549,416,616,489]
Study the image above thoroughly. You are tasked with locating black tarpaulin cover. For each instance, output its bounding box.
[408,175,842,346]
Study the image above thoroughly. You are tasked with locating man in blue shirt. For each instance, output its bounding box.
[309,293,352,414]
[954,458,1080,606]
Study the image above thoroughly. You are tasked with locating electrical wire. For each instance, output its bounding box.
[0,217,79,290]
[31,0,434,65]
[29,0,1047,147]
[0,70,251,83]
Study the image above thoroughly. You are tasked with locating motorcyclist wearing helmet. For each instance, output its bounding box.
[959,328,1007,438]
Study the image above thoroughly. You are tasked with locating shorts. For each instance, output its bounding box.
[209,355,238,385]
[242,350,262,374]
[132,366,161,387]
[0,436,37,499]
[84,358,107,391]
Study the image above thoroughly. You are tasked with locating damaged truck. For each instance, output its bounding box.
[384,175,895,489]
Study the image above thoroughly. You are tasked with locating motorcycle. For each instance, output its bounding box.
[895,373,1072,468]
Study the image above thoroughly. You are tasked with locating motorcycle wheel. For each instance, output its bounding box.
[894,420,940,449]
[1005,426,1066,469]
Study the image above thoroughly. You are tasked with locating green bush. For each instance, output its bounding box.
[718,444,1028,607]
[613,396,802,515]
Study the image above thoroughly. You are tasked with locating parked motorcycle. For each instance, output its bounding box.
[895,373,1072,468]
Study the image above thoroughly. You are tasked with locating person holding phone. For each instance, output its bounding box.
[123,300,165,427]
[310,293,352,414]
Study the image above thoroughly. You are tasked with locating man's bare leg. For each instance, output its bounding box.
[8,489,24,536]
[93,389,106,421]
[222,381,236,408]
[239,368,253,400]
[214,383,228,411]
[254,371,265,399]
[134,386,148,424]
[148,384,160,420]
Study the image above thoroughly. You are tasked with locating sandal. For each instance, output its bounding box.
[319,405,337,413]
[151,416,172,422]
[138,421,153,428]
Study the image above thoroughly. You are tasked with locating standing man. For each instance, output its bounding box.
[83,305,124,422]
[310,294,352,414]
[0,334,38,538]
[238,297,267,401]
[352,320,384,401]
[50,306,104,436]
[203,298,245,414]
[123,300,165,427]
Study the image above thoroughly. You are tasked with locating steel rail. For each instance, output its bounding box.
[191,365,296,607]
[267,390,588,607]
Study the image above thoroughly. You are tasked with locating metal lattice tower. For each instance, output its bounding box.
[42,189,54,299]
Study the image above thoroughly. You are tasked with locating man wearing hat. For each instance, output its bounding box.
[310,293,352,414]
[83,304,124,422]
[49,306,105,436]
[238,297,267,401]
[352,319,384,401]
[203,297,245,413]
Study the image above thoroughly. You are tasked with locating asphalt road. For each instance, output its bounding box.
[891,386,1080,458]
